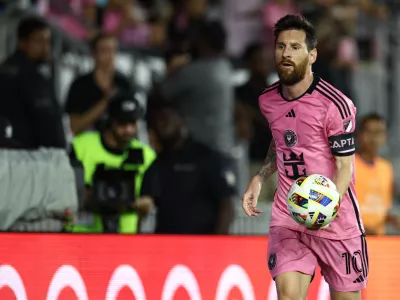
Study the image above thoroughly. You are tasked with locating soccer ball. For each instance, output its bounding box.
[287,174,340,230]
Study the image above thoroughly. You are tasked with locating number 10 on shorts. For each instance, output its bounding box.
[341,251,367,277]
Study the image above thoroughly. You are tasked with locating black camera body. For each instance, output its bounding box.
[91,148,145,216]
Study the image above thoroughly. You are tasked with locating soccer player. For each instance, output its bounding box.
[242,15,368,300]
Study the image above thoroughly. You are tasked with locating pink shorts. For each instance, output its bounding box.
[267,226,369,292]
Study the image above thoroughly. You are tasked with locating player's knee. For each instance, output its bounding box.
[276,287,306,300]
[275,273,309,300]
[276,281,306,300]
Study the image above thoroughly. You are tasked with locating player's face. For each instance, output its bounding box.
[358,120,387,154]
[21,29,51,62]
[274,30,316,85]
[111,121,137,146]
[94,38,117,70]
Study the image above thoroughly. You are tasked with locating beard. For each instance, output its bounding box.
[276,57,309,86]
[154,125,188,152]
[156,131,183,151]
[110,129,133,149]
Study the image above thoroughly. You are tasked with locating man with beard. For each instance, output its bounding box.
[69,92,157,233]
[147,103,235,234]
[242,15,367,300]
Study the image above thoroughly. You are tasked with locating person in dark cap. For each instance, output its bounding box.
[102,92,145,150]
[68,92,158,233]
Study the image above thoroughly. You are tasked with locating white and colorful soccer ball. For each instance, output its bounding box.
[286,174,340,230]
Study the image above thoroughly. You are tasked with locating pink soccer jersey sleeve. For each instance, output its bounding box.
[326,101,356,157]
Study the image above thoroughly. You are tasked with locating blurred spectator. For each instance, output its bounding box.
[0,16,66,149]
[69,92,158,233]
[357,0,389,20]
[335,20,358,98]
[312,15,342,86]
[262,0,299,52]
[40,0,98,40]
[236,42,272,162]
[235,42,275,201]
[166,0,208,49]
[221,0,264,58]
[300,0,335,25]
[65,33,133,135]
[355,113,400,235]
[309,10,355,97]
[96,0,108,5]
[102,0,165,47]
[147,103,235,234]
[156,20,235,156]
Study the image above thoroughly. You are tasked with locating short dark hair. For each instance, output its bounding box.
[242,42,264,62]
[146,103,183,127]
[90,33,115,52]
[194,20,226,52]
[358,113,387,131]
[17,16,49,40]
[274,14,317,51]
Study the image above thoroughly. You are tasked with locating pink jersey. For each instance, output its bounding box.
[259,76,364,240]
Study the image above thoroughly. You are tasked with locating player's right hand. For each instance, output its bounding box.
[242,175,263,217]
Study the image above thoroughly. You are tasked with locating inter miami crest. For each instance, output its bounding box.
[284,130,297,148]
[268,253,277,270]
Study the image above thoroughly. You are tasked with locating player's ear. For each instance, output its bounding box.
[309,48,317,64]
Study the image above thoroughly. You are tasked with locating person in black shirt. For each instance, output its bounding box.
[0,16,66,149]
[235,43,278,203]
[236,42,273,163]
[65,33,133,134]
[147,103,235,234]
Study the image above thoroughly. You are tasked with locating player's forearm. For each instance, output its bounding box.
[334,156,353,199]
[256,140,277,184]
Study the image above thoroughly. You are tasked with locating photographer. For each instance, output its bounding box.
[68,92,158,233]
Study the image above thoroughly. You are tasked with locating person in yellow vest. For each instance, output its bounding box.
[355,113,400,235]
[68,92,158,233]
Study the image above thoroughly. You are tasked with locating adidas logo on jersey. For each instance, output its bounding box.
[285,109,296,118]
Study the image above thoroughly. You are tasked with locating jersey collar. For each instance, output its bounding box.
[278,75,320,102]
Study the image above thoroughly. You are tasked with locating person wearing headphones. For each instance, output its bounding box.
[68,92,158,233]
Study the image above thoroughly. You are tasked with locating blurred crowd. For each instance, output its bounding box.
[0,0,398,235]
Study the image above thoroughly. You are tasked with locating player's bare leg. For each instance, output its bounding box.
[275,271,312,300]
[330,290,361,300]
